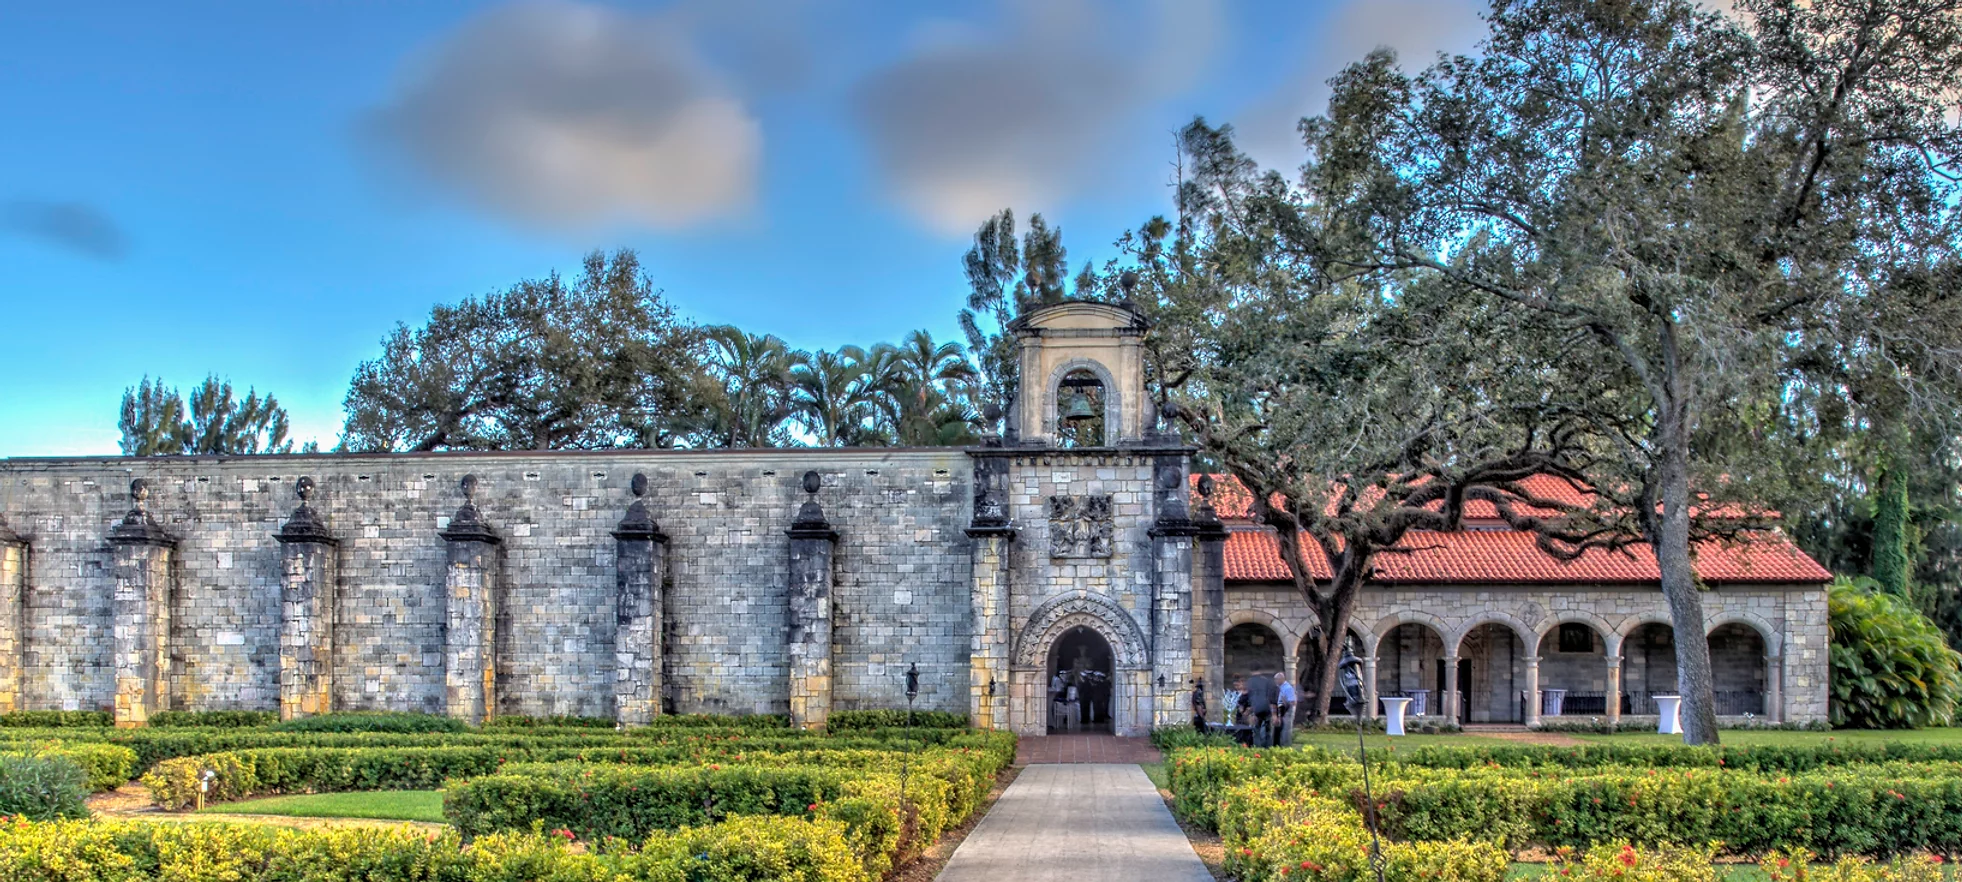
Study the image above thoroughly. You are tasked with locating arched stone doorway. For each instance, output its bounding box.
[1536,621,1610,718]
[1009,592,1151,736]
[1224,622,1284,695]
[1460,623,1528,723]
[1707,623,1769,717]
[1378,622,1447,718]
[1047,625,1114,732]
[1621,622,1677,715]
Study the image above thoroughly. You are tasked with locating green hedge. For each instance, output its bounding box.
[0,817,869,882]
[824,710,966,731]
[140,746,519,810]
[267,712,467,734]
[0,711,110,728]
[637,713,792,729]
[0,755,90,821]
[445,764,858,839]
[13,744,139,792]
[483,714,616,729]
[147,711,278,729]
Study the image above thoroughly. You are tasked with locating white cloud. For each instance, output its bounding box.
[364,1,761,230]
[850,0,1223,236]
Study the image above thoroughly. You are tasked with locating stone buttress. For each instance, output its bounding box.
[109,479,176,727]
[273,477,337,720]
[786,471,837,729]
[612,473,668,726]
[439,475,501,725]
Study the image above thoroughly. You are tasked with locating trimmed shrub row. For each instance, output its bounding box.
[0,711,110,728]
[268,712,468,734]
[148,710,278,728]
[482,714,616,729]
[824,710,967,731]
[0,817,869,882]
[11,744,139,792]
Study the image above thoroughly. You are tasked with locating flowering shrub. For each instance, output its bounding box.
[1540,843,1721,881]
[1761,848,1948,882]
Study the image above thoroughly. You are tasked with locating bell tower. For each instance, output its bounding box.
[1007,301,1149,447]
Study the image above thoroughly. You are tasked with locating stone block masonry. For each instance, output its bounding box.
[0,449,977,721]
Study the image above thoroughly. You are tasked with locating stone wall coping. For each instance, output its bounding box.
[0,447,976,469]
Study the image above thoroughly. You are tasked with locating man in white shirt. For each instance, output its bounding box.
[1274,673,1297,746]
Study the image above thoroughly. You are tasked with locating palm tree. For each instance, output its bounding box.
[791,348,876,446]
[887,330,977,445]
[697,325,796,447]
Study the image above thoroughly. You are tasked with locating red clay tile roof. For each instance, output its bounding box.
[1193,473,1587,522]
[1194,473,1830,585]
[1221,527,1831,584]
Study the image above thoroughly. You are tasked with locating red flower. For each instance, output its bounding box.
[1618,844,1638,868]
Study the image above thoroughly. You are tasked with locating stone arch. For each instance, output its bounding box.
[1535,611,1623,657]
[1371,610,1449,655]
[1040,358,1123,444]
[1447,613,1534,656]
[1227,609,1296,651]
[1704,613,1782,656]
[1012,591,1149,671]
[1616,614,1676,644]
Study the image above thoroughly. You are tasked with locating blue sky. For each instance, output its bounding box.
[0,0,1489,456]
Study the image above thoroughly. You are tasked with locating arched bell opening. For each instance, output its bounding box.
[1046,625,1114,733]
[1055,368,1107,448]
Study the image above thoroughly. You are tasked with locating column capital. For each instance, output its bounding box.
[612,474,668,543]
[439,475,501,545]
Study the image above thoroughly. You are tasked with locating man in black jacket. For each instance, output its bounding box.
[1243,669,1280,747]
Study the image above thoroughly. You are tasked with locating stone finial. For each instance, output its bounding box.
[788,469,836,541]
[1192,473,1226,540]
[276,476,335,545]
[613,472,667,542]
[440,473,500,544]
[109,477,175,547]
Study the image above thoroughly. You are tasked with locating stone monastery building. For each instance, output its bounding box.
[0,302,1832,734]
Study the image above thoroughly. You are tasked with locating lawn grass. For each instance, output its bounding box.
[197,790,445,823]
[1140,761,1168,789]
[1571,727,1962,747]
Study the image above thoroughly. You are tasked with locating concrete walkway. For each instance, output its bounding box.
[933,764,1212,882]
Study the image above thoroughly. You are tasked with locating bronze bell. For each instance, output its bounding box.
[1061,390,1098,421]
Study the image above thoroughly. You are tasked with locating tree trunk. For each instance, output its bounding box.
[1655,397,1721,745]
[1303,561,1367,726]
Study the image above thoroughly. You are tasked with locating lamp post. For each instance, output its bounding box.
[902,662,920,807]
[1337,651,1387,882]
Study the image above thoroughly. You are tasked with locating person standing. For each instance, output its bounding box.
[1243,669,1279,748]
[1274,673,1297,747]
[1049,671,1067,732]
[1062,673,1082,732]
[1190,678,1210,734]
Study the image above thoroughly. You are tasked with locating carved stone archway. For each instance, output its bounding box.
[1009,591,1152,736]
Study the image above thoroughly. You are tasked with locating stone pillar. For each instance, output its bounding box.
[109,479,176,727]
[1766,652,1784,723]
[612,473,668,727]
[1441,653,1460,723]
[966,453,1014,731]
[0,516,24,714]
[1148,454,1196,730]
[1191,476,1228,699]
[1605,655,1623,725]
[1524,656,1541,727]
[438,475,500,726]
[1362,655,1380,720]
[273,477,337,721]
[786,470,837,730]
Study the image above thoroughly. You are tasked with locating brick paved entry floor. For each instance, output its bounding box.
[1014,734,1163,765]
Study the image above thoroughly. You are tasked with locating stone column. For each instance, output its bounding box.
[966,453,1014,731]
[612,473,668,727]
[1524,656,1541,727]
[786,470,837,730]
[1605,654,1623,725]
[1191,476,1228,700]
[1441,653,1460,723]
[1362,655,1380,720]
[0,516,24,714]
[109,479,176,727]
[439,475,500,726]
[1148,455,1196,730]
[273,477,337,721]
[1766,652,1784,723]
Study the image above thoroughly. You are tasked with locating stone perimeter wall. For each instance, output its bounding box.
[0,449,974,719]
